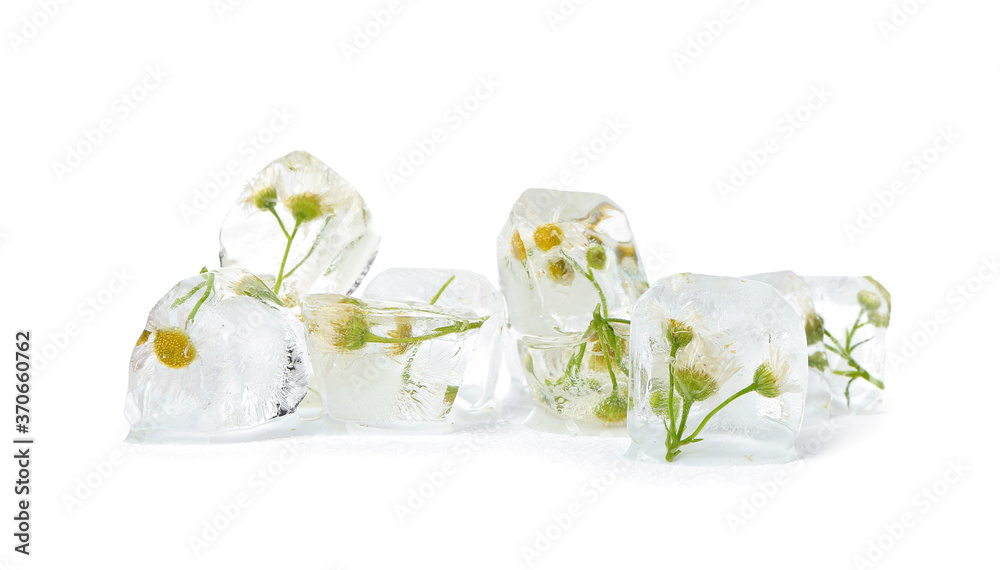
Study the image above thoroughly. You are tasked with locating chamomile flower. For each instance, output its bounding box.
[283,192,336,224]
[752,346,799,399]
[533,223,564,251]
[672,335,741,402]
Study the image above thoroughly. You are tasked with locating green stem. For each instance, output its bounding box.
[823,320,884,404]
[282,216,332,282]
[186,272,215,326]
[667,343,679,441]
[595,320,619,392]
[268,206,290,239]
[675,399,693,443]
[364,318,487,345]
[563,254,608,316]
[680,384,756,445]
[273,220,301,294]
[171,281,205,309]
[429,275,456,305]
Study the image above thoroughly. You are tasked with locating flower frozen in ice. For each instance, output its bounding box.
[752,346,799,399]
[672,334,741,402]
[533,223,564,251]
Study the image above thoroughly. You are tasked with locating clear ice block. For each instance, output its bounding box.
[361,268,504,414]
[801,276,891,415]
[497,188,648,337]
[497,189,647,432]
[219,150,379,306]
[628,274,807,464]
[302,295,489,426]
[745,270,832,415]
[518,321,630,427]
[126,268,311,439]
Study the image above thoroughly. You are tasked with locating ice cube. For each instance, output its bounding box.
[361,268,504,414]
[628,274,807,464]
[745,270,831,414]
[497,188,648,336]
[497,189,647,432]
[126,268,311,440]
[219,150,379,307]
[517,321,630,429]
[801,276,891,414]
[302,295,489,426]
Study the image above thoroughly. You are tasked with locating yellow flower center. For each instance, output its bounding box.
[511,231,527,262]
[153,328,197,368]
[547,258,574,285]
[386,318,415,356]
[533,223,563,251]
[136,329,151,346]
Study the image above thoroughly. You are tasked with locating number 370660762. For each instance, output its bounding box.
[15,331,30,432]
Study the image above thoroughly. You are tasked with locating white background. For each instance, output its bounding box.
[2,0,998,568]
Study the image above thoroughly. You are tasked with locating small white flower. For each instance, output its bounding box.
[671,333,741,402]
[752,346,799,398]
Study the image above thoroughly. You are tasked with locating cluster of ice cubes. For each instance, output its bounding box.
[126,151,505,439]
[127,164,891,459]
[497,189,648,433]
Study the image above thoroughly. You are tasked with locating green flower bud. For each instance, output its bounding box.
[808,350,828,371]
[857,290,882,312]
[649,389,680,419]
[804,312,825,346]
[674,366,718,402]
[594,392,627,423]
[586,245,607,270]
